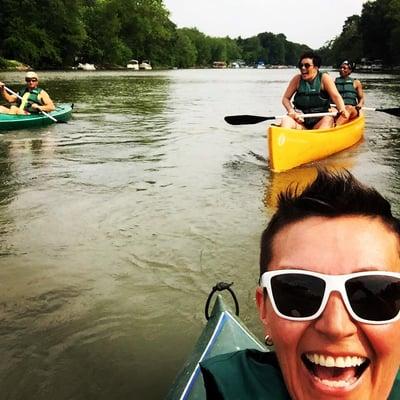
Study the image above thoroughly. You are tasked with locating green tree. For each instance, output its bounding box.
[258,32,285,64]
[209,38,227,62]
[225,38,242,63]
[180,28,212,66]
[359,0,400,65]
[237,36,263,65]
[117,0,175,66]
[80,0,132,65]
[319,0,400,67]
[173,29,197,68]
[385,0,400,65]
[328,15,363,66]
[284,41,310,66]
[1,0,86,68]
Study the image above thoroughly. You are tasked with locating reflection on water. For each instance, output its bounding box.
[264,157,357,209]
[0,69,400,399]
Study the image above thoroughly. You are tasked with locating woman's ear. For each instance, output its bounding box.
[256,286,268,323]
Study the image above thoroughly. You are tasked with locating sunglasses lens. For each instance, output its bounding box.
[271,274,325,318]
[346,275,400,322]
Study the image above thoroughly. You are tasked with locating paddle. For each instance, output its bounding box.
[358,107,400,117]
[330,104,400,117]
[224,111,338,125]
[4,86,59,122]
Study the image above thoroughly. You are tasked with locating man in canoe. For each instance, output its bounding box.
[335,60,365,126]
[200,168,400,399]
[0,71,55,115]
[280,52,349,129]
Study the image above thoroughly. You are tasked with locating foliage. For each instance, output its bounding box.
[320,16,363,66]
[0,0,86,68]
[236,36,263,66]
[180,28,212,66]
[173,30,197,68]
[321,0,400,68]
[0,57,8,69]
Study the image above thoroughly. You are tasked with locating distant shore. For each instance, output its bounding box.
[1,58,400,74]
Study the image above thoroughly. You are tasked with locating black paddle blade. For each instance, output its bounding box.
[224,115,274,125]
[377,107,400,117]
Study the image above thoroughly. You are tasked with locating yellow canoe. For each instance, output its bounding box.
[268,114,365,173]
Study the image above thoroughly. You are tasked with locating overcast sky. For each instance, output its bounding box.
[163,0,367,49]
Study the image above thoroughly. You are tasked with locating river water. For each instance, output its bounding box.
[0,68,399,399]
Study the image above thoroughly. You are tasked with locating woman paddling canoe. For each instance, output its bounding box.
[335,60,365,126]
[280,52,349,130]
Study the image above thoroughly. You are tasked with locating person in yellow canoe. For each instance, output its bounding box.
[200,168,400,399]
[335,60,365,126]
[280,52,349,129]
[0,71,55,115]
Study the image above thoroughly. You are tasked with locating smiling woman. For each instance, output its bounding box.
[280,51,349,130]
[200,169,400,399]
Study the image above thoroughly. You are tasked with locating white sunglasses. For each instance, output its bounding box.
[260,269,400,325]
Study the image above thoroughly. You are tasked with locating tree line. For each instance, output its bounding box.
[0,0,398,70]
[319,0,400,67]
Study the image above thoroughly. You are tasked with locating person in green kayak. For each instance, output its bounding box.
[335,60,365,126]
[201,168,400,399]
[280,52,349,129]
[0,71,55,115]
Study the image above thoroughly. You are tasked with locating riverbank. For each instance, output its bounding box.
[0,58,171,72]
[0,58,31,71]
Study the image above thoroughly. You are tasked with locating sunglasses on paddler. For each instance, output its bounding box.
[298,62,313,69]
[260,270,400,324]
[25,78,37,82]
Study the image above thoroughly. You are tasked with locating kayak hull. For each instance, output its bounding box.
[0,104,73,131]
[268,115,365,172]
[166,295,266,400]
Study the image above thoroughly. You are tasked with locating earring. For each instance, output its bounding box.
[264,334,273,346]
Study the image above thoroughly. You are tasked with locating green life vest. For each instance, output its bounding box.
[335,76,358,106]
[17,87,44,112]
[293,71,330,114]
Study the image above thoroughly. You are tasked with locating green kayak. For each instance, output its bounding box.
[166,283,266,400]
[0,104,73,131]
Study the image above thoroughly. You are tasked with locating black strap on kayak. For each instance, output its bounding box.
[204,282,240,320]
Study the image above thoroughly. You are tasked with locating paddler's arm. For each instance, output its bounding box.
[0,82,18,103]
[354,79,365,108]
[322,74,350,119]
[282,75,302,121]
[31,90,55,113]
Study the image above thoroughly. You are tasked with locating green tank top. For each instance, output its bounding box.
[293,71,331,114]
[335,76,358,106]
[201,350,291,399]
[200,349,400,399]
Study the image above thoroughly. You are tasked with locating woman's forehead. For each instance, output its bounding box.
[269,216,400,274]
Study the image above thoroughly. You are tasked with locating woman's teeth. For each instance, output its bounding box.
[303,352,370,389]
[316,376,358,388]
[305,353,366,368]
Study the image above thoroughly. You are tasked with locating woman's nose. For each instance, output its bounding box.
[313,292,358,339]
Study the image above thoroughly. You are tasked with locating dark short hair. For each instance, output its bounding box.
[340,60,354,71]
[259,168,400,277]
[299,51,322,68]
